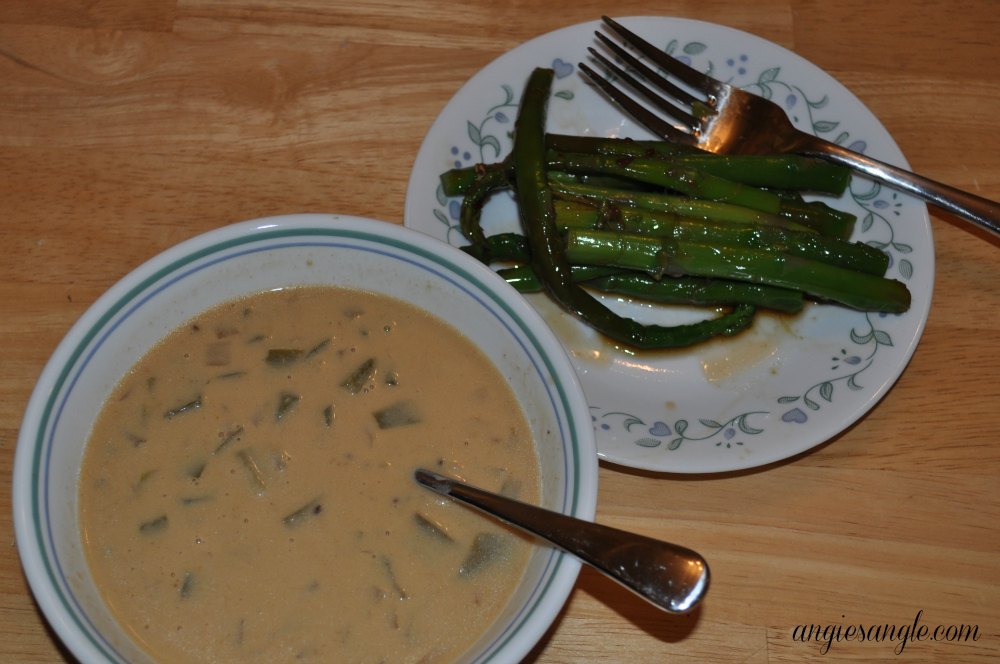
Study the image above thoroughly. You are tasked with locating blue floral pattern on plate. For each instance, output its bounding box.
[405,17,933,473]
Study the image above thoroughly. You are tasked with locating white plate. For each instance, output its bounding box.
[404,17,933,473]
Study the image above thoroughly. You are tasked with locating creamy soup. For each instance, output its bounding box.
[79,286,541,663]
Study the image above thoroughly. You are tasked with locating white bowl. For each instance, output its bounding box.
[12,214,598,664]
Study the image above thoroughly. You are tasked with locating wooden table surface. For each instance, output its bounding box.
[2,1,998,662]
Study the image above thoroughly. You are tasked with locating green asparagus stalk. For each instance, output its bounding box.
[565,229,910,312]
[499,264,804,313]
[460,232,530,263]
[458,159,509,259]
[548,152,782,214]
[548,200,887,276]
[547,135,851,195]
[549,178,816,232]
[496,264,621,291]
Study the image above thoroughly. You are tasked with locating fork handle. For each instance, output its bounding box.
[800,135,1000,238]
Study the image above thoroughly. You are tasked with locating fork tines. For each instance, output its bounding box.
[579,15,720,145]
[600,16,723,96]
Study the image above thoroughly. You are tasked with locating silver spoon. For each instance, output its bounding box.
[414,468,709,614]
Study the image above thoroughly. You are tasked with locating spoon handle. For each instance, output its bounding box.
[415,469,709,614]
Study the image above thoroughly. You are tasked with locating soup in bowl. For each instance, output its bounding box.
[13,214,598,663]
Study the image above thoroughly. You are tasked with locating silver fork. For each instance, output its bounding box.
[579,15,1000,238]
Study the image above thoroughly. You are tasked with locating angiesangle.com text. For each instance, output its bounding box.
[792,610,981,655]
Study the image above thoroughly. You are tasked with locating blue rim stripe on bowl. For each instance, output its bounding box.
[29,220,591,663]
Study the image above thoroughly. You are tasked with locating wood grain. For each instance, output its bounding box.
[2,1,998,662]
